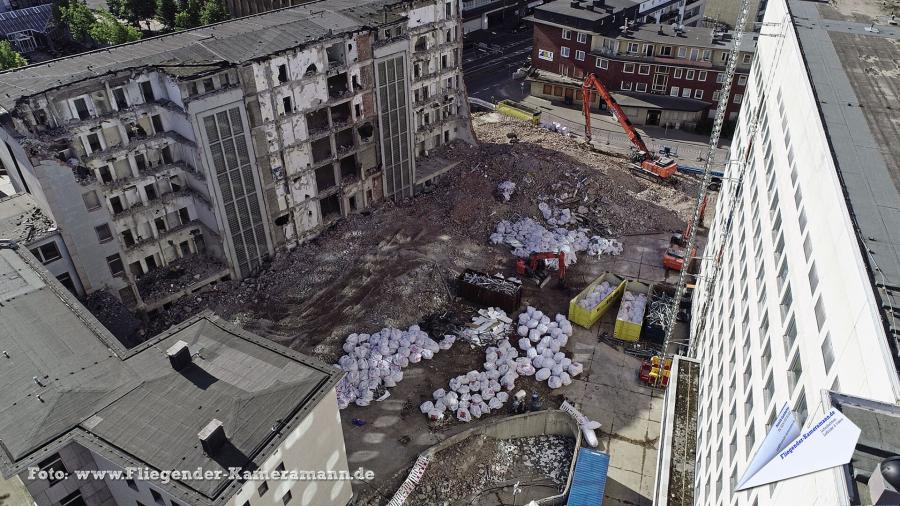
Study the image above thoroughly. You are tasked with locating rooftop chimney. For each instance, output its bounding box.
[198,419,226,455]
[166,340,192,371]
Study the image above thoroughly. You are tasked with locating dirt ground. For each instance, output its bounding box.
[88,113,701,504]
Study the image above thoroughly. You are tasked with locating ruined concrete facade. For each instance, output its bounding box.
[0,0,473,311]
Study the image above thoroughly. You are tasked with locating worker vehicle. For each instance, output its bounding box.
[515,251,566,288]
[582,73,678,181]
[662,195,708,271]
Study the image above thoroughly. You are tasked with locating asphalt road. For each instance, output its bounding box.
[462,29,532,100]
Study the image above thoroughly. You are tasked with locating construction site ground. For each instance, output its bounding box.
[105,113,708,505]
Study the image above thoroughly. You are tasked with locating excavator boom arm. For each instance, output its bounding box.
[582,73,651,156]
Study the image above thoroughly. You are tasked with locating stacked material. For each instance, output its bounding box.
[539,202,572,226]
[461,272,520,296]
[460,307,513,346]
[335,326,454,408]
[497,181,516,202]
[645,293,675,328]
[423,339,519,422]
[577,281,614,310]
[490,218,623,264]
[617,291,648,324]
[515,307,583,389]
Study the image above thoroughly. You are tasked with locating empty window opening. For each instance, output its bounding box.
[110,196,125,214]
[155,217,167,233]
[113,87,128,109]
[98,165,113,184]
[414,37,427,52]
[315,164,336,191]
[74,98,90,120]
[331,102,352,125]
[122,230,136,247]
[277,64,288,83]
[335,128,354,152]
[320,194,341,220]
[311,137,333,164]
[86,133,102,152]
[327,73,349,99]
[282,96,293,114]
[340,155,358,181]
[140,81,155,102]
[179,207,190,224]
[326,43,345,66]
[358,121,374,141]
[145,184,158,201]
[161,146,173,164]
[151,114,164,134]
[304,63,317,76]
[306,109,329,134]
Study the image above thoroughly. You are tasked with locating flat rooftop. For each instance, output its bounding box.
[0,0,405,111]
[787,0,900,367]
[827,391,900,504]
[0,193,55,243]
[0,245,341,505]
[610,23,757,52]
[653,356,699,506]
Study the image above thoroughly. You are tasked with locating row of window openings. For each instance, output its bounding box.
[93,146,175,186]
[70,81,155,121]
[94,206,191,245]
[106,234,202,280]
[81,114,166,155]
[599,37,752,65]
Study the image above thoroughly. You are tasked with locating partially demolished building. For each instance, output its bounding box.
[0,0,472,310]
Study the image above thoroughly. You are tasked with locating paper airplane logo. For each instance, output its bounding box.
[735,403,861,490]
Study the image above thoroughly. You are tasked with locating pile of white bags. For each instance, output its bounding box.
[335,325,454,409]
[516,307,583,390]
[490,218,623,264]
[497,181,516,202]
[577,281,614,310]
[423,339,519,422]
[617,291,648,324]
[539,202,572,226]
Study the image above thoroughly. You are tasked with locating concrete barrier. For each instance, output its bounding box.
[402,410,583,505]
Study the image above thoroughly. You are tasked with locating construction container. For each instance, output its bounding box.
[496,100,541,125]
[457,269,522,313]
[568,272,626,329]
[613,280,652,342]
[642,283,676,346]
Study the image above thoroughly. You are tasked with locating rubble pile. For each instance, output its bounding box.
[577,281,615,310]
[422,338,519,422]
[515,307,583,389]
[409,434,575,505]
[459,307,513,346]
[617,291,649,324]
[490,217,623,265]
[335,325,455,408]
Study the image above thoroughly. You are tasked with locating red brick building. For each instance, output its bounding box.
[526,0,755,128]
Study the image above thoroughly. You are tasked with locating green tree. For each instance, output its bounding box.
[106,0,125,17]
[90,10,141,45]
[199,0,228,25]
[58,0,96,42]
[0,40,27,70]
[155,0,177,30]
[120,0,156,29]
[174,0,202,30]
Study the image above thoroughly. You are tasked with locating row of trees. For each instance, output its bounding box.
[55,0,229,48]
[110,0,229,31]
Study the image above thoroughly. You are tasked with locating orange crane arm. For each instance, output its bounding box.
[582,73,651,156]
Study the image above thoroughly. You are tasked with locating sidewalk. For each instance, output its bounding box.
[519,95,729,165]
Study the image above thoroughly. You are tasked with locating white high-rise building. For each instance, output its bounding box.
[654,0,900,503]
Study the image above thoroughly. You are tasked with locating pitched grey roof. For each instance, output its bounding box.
[0,5,52,37]
[0,245,341,505]
[0,0,402,111]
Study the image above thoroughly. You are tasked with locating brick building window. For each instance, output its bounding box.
[674,68,683,78]
[595,57,608,69]
[686,69,695,80]
[694,89,703,99]
[562,29,571,40]
[698,71,707,81]
[575,50,585,61]
[636,82,647,92]
[623,62,635,73]
[577,32,587,43]
[621,81,632,91]
[638,64,650,75]
[560,46,570,58]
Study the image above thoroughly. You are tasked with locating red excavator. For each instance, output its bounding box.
[515,252,566,288]
[582,73,678,181]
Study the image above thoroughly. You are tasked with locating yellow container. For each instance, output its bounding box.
[568,272,627,329]
[613,281,652,342]
[496,100,542,125]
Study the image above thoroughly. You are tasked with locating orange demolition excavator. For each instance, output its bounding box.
[515,252,566,288]
[582,73,678,180]
[662,194,708,271]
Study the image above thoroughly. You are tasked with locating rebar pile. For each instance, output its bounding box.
[646,294,676,328]
[461,272,520,296]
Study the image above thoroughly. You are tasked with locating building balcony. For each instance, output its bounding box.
[124,220,202,252]
[62,99,187,131]
[100,161,200,190]
[111,187,209,221]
